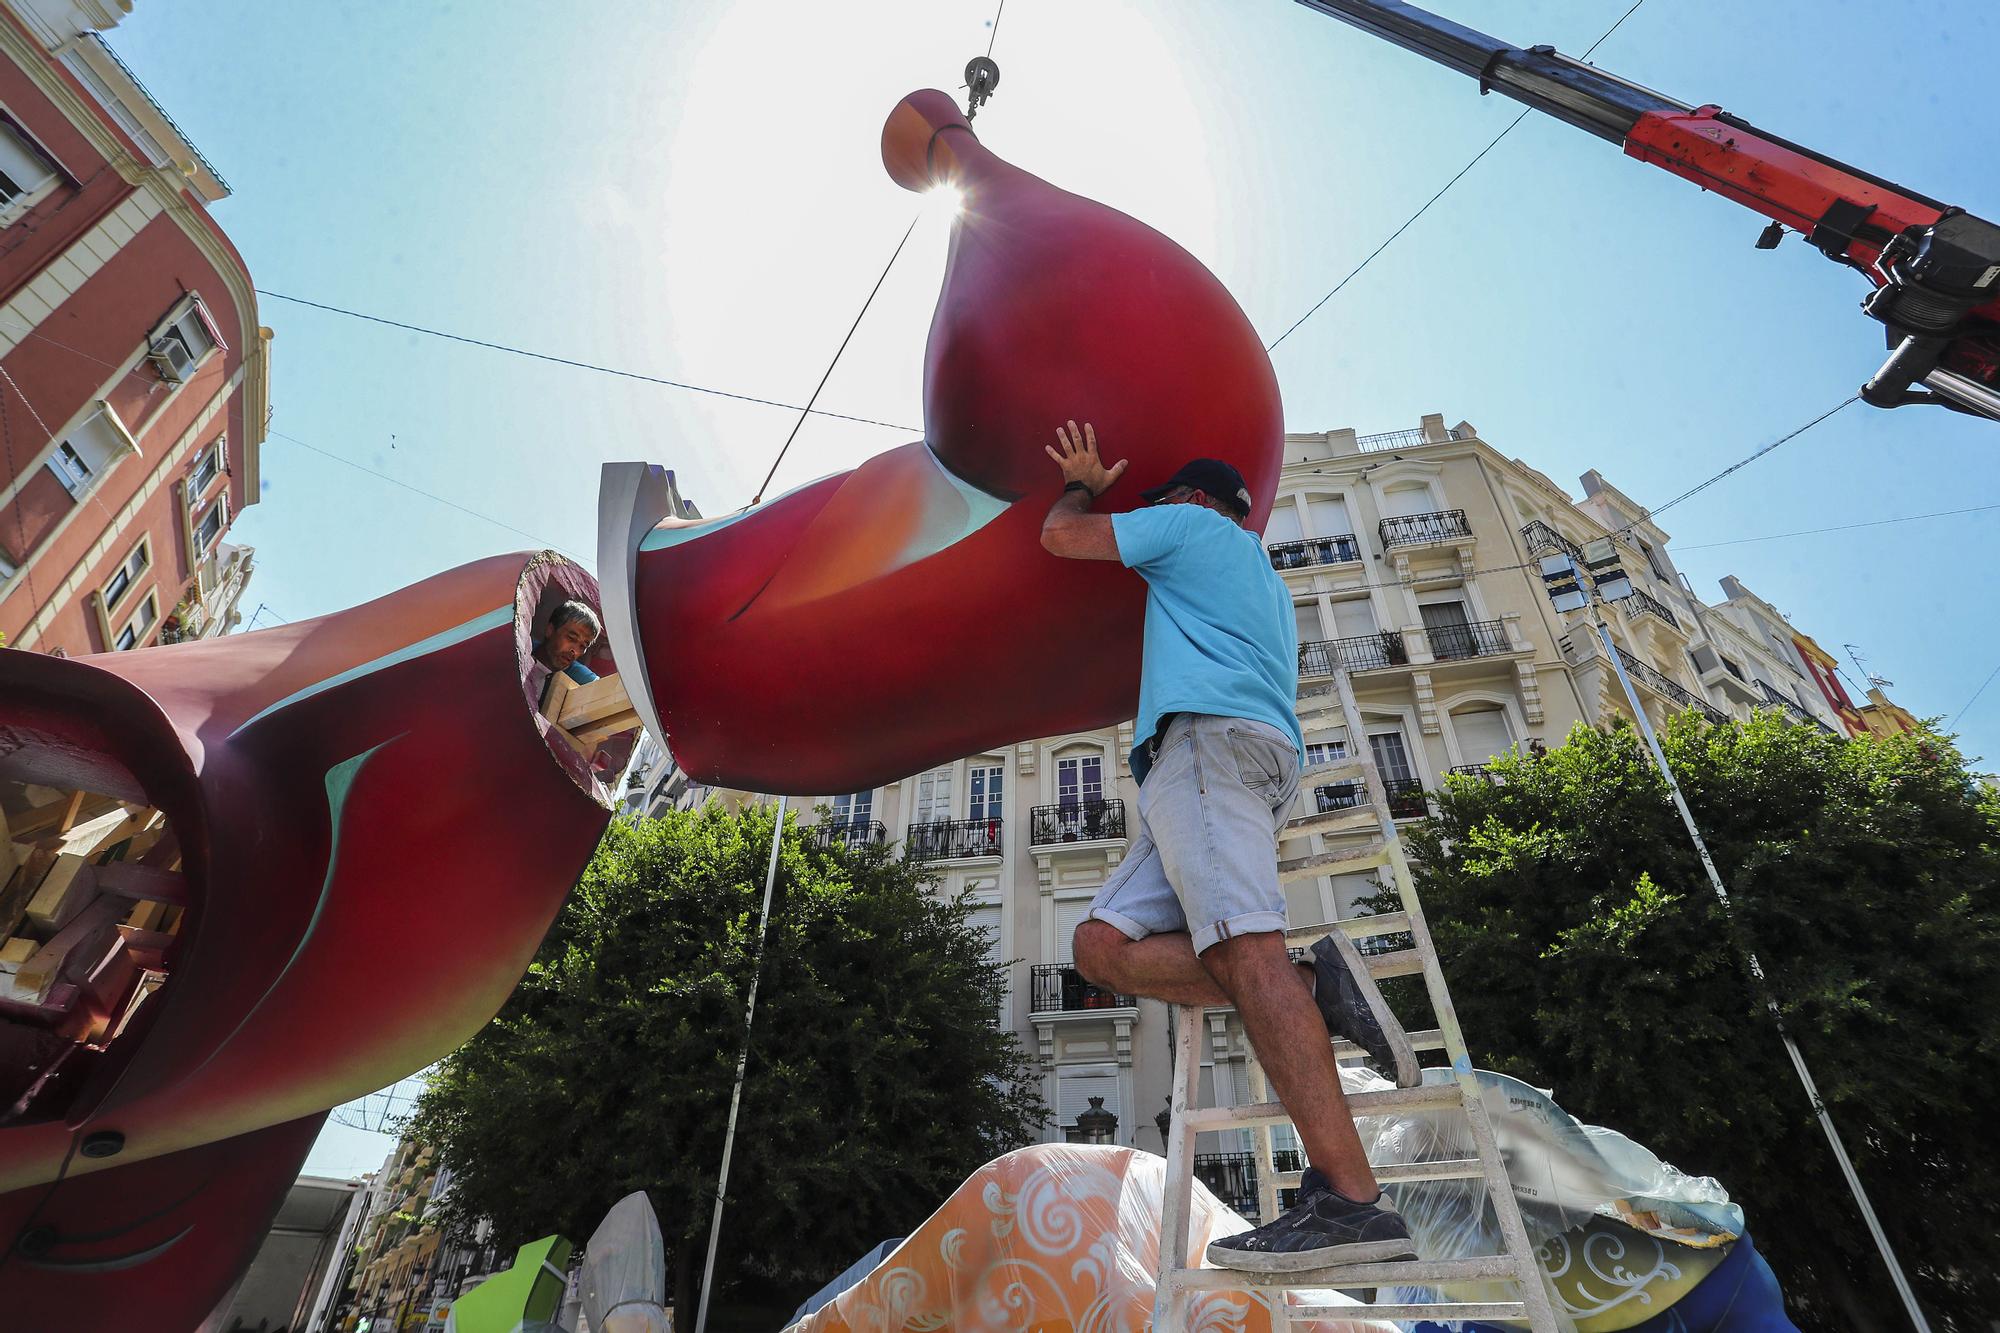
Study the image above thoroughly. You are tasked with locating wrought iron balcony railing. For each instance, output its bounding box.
[1029,963,1133,1014]
[1519,519,1584,561]
[1029,799,1126,846]
[1193,1152,1262,1217]
[1617,648,1729,725]
[1445,763,1499,783]
[814,819,887,850]
[1378,509,1472,548]
[1383,777,1429,819]
[1625,587,1681,630]
[1267,534,1361,571]
[1299,631,1408,677]
[1423,618,1511,661]
[1314,781,1365,812]
[905,817,1005,861]
[1757,681,1837,733]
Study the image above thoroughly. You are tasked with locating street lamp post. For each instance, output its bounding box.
[1073,1096,1118,1145]
[1541,543,1931,1332]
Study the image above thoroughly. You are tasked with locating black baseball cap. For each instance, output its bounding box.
[1140,458,1253,517]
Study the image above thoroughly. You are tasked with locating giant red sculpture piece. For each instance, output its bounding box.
[0,87,1283,1329]
[600,90,1283,795]
[0,553,617,1330]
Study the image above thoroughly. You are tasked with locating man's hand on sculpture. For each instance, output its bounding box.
[1045,420,1128,497]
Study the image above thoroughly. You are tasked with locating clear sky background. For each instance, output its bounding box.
[100,0,1999,1176]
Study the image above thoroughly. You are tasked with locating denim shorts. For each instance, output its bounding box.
[1087,713,1301,955]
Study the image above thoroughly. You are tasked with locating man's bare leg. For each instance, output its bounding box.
[1201,930,1378,1200]
[1072,919,1228,1007]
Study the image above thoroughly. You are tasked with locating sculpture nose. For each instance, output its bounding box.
[881,88,981,192]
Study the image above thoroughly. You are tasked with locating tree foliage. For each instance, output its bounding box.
[1403,714,2000,1331]
[406,804,1046,1316]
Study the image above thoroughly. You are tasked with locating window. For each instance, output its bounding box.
[190,436,225,495]
[49,441,94,496]
[1450,706,1513,765]
[1304,739,1348,767]
[1638,540,1672,582]
[1330,597,1376,640]
[1264,499,1303,546]
[0,119,59,219]
[913,767,954,824]
[969,763,1004,820]
[832,790,873,827]
[148,302,219,385]
[113,590,159,651]
[194,494,228,557]
[1055,1064,1121,1141]
[1054,755,1100,810]
[1381,482,1435,518]
[47,406,134,498]
[1306,494,1352,538]
[101,539,149,612]
[1367,730,1415,784]
[1293,601,1323,643]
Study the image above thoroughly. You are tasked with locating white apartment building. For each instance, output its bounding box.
[656,414,1874,1218]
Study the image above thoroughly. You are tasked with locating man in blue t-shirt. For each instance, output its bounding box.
[1041,420,1420,1272]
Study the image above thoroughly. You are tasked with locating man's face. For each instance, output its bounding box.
[539,618,596,671]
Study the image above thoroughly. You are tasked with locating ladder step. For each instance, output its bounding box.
[1271,1156,1485,1189]
[1362,947,1424,979]
[1296,1302,1529,1322]
[1277,842,1386,882]
[1286,911,1411,941]
[1282,805,1379,837]
[1170,1254,1527,1291]
[1298,756,1367,785]
[1335,1026,1444,1061]
[1183,1082,1460,1131]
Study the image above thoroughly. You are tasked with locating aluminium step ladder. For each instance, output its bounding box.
[1150,667,1560,1332]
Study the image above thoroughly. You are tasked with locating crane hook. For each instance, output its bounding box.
[963,56,1000,121]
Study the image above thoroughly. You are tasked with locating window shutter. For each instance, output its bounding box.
[189,297,228,353]
[1263,500,1303,546]
[218,434,230,476]
[1330,598,1376,639]
[1451,707,1513,764]
[1307,495,1352,538]
[1056,1066,1121,1128]
[1054,899,1094,965]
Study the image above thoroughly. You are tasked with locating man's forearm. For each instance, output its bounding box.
[1041,485,1122,560]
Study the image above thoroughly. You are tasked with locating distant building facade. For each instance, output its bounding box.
[657,414,1920,1216]
[0,0,266,655]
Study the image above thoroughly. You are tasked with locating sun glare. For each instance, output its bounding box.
[928,184,964,215]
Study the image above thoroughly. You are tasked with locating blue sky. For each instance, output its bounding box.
[101,1,1999,1174]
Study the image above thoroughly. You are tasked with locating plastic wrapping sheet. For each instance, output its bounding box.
[581,1191,672,1333]
[784,1142,1399,1332]
[1342,1066,1745,1330]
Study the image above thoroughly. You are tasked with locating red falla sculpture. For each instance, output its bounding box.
[0,90,1282,1329]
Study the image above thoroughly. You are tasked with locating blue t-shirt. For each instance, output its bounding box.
[1111,504,1305,779]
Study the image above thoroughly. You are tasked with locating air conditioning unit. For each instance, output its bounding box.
[147,334,194,384]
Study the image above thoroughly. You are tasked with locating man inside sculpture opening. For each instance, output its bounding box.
[1041,421,1422,1273]
[530,599,603,709]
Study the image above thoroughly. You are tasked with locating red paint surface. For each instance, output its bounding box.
[630,90,1283,794]
[0,554,612,1225]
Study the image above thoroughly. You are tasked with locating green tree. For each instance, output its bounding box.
[1401,714,2000,1331]
[406,804,1046,1320]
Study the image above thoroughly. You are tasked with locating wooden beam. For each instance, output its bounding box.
[95,863,188,905]
[8,791,122,840]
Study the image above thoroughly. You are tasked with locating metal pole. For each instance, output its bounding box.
[1592,610,1932,1332]
[692,793,787,1333]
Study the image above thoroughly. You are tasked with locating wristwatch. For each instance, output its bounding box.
[1063,480,1096,498]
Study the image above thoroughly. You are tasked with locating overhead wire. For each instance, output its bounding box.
[1266,0,1648,352]
[1674,500,2000,550]
[255,290,919,435]
[1949,664,2000,732]
[751,209,924,503]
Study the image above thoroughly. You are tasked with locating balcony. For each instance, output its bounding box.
[1624,587,1681,631]
[1299,631,1408,677]
[1519,519,1583,561]
[1423,618,1511,661]
[1314,781,1365,812]
[813,819,886,850]
[1030,799,1126,846]
[1267,534,1361,571]
[1194,1152,1263,1217]
[1029,963,1133,1014]
[1383,778,1428,819]
[1378,509,1471,549]
[1617,648,1730,725]
[1757,681,1837,733]
[905,817,1004,862]
[1445,763,1499,784]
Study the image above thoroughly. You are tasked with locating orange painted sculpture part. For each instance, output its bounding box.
[609,90,1284,795]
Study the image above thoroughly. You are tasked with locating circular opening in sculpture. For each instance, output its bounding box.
[515,554,635,806]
